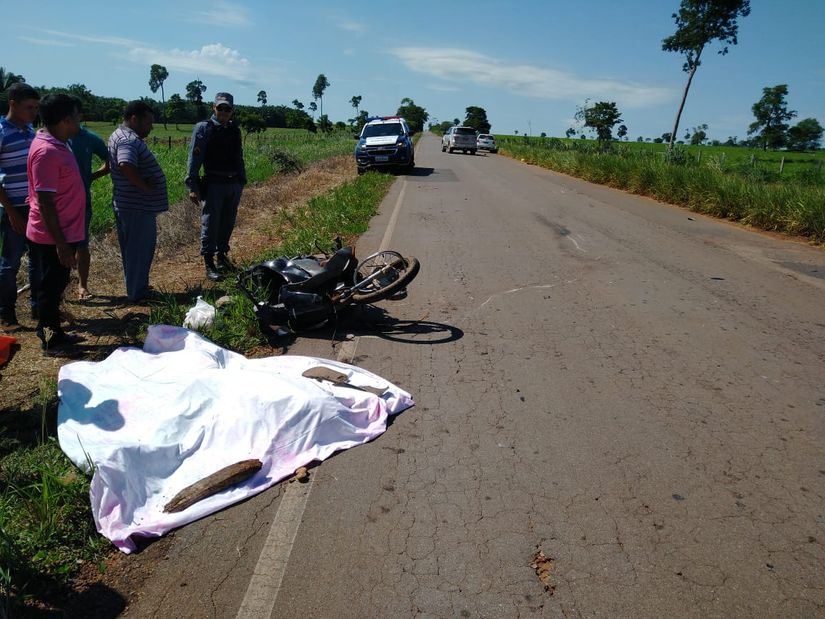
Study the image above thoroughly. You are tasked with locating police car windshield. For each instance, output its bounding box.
[363,123,403,138]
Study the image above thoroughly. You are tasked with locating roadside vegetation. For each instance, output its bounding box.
[0,158,395,613]
[82,123,357,237]
[496,135,825,242]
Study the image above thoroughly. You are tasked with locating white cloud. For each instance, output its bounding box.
[18,36,76,47]
[391,47,673,108]
[127,43,252,82]
[191,1,251,27]
[336,19,367,34]
[35,28,139,47]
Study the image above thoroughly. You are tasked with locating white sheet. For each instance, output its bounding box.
[57,325,413,553]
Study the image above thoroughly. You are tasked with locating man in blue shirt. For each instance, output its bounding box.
[70,98,110,300]
[0,83,41,329]
[185,92,246,281]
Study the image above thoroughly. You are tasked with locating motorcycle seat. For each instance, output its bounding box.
[282,247,353,294]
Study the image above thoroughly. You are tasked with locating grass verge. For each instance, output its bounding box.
[497,137,825,243]
[0,167,396,612]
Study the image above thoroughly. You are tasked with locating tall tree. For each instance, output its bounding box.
[312,74,330,117]
[786,118,823,152]
[350,95,362,118]
[0,67,25,92]
[149,64,169,129]
[166,94,186,130]
[185,79,208,120]
[662,0,750,150]
[463,106,491,134]
[308,101,317,119]
[396,98,429,133]
[748,84,796,150]
[575,101,623,146]
[292,99,304,110]
[689,123,708,145]
[257,90,267,106]
[617,124,628,140]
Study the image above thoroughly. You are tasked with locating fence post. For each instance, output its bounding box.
[720,152,726,169]
[168,136,172,149]
[750,154,755,166]
[779,156,785,174]
[697,150,701,164]
[818,160,823,176]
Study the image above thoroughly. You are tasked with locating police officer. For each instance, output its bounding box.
[185,92,246,281]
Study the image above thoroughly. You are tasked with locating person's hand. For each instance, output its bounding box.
[189,191,201,205]
[56,243,77,269]
[5,207,26,234]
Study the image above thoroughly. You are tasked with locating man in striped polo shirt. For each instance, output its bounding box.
[0,83,41,328]
[108,101,168,302]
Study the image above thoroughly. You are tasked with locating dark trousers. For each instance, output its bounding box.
[30,241,73,339]
[200,180,242,256]
[0,206,41,317]
[115,209,157,301]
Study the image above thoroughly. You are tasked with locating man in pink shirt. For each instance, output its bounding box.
[26,93,85,354]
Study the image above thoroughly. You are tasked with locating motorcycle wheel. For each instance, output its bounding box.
[351,252,420,304]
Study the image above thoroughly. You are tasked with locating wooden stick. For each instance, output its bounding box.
[163,459,263,513]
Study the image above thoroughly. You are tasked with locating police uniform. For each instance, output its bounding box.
[184,92,246,279]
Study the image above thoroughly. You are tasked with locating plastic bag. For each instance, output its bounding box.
[183,296,216,330]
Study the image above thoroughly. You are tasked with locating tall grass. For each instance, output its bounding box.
[498,137,825,242]
[82,126,357,236]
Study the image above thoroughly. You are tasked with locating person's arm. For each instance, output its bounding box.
[185,123,206,203]
[90,135,110,182]
[90,160,110,182]
[36,191,76,268]
[0,186,26,234]
[118,162,154,192]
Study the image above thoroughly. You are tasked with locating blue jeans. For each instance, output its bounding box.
[0,205,40,318]
[114,209,157,301]
[200,180,242,256]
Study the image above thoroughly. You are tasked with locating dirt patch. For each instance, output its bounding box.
[0,155,355,611]
[531,548,556,595]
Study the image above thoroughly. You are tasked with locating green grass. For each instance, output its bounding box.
[496,136,825,242]
[147,170,396,351]
[2,154,395,610]
[82,124,357,236]
[1,380,111,611]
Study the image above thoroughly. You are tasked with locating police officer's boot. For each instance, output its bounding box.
[204,254,222,281]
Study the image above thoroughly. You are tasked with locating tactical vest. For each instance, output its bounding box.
[203,121,242,176]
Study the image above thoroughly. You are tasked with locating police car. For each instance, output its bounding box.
[355,116,414,174]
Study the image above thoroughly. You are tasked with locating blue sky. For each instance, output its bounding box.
[6,0,824,142]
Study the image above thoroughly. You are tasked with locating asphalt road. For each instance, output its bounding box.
[123,134,825,618]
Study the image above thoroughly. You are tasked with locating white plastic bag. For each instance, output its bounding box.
[183,296,216,330]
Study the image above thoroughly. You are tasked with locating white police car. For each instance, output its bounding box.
[355,116,414,174]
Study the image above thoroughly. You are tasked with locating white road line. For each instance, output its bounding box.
[379,179,406,251]
[236,338,360,618]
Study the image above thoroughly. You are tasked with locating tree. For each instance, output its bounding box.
[237,110,267,142]
[661,132,672,142]
[257,90,267,106]
[453,118,460,126]
[312,74,330,117]
[689,123,708,145]
[149,64,169,129]
[292,99,304,110]
[396,97,429,133]
[0,67,25,93]
[565,127,576,139]
[786,118,823,152]
[617,124,628,140]
[316,114,333,133]
[350,95,362,119]
[308,101,317,119]
[575,101,623,146]
[662,0,750,150]
[165,94,186,130]
[748,84,796,150]
[185,79,208,120]
[463,106,491,134]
